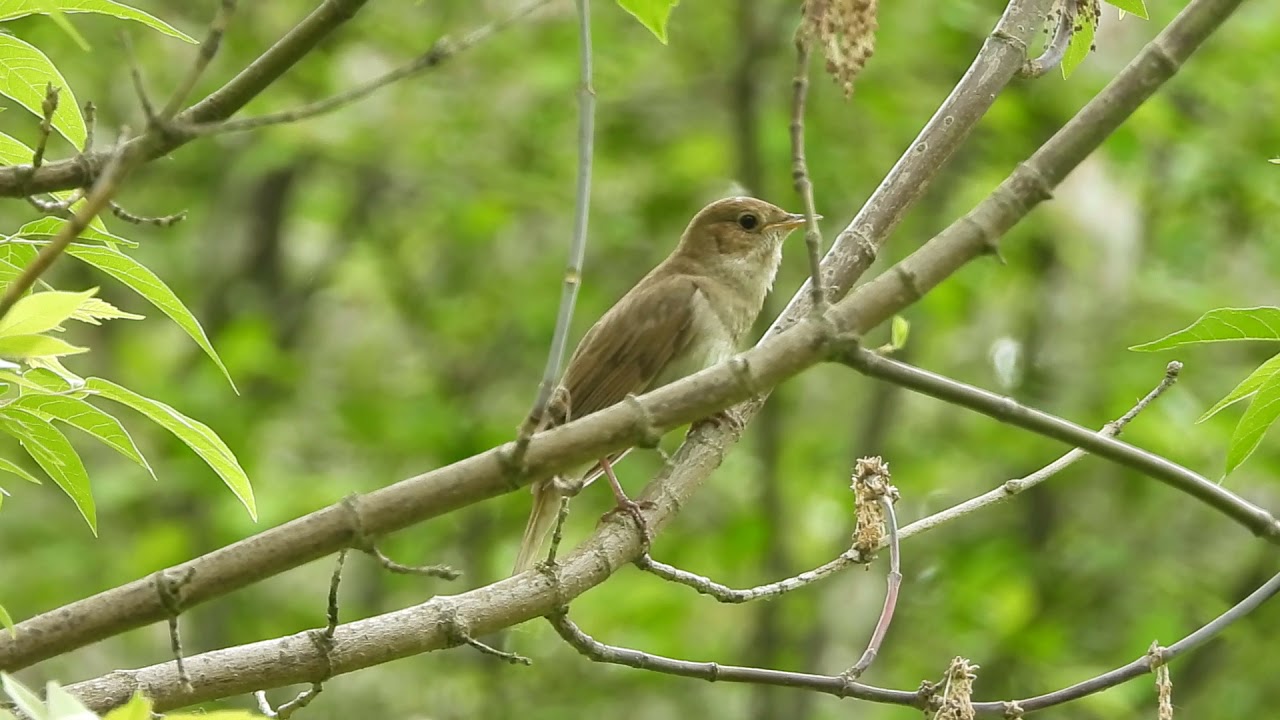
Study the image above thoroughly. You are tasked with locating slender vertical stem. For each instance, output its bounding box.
[789,39,826,313]
[519,0,595,446]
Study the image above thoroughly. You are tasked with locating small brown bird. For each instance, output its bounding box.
[512,196,810,573]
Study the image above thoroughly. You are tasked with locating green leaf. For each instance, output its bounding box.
[44,683,96,720]
[29,1,91,51]
[1130,307,1280,351]
[1104,0,1148,19]
[103,694,152,720]
[0,131,32,166]
[14,392,154,479]
[1061,8,1096,78]
[18,217,140,247]
[1199,352,1280,423]
[0,256,26,285]
[71,297,144,325]
[617,0,680,43]
[0,455,44,485]
[1226,365,1280,476]
[65,244,236,391]
[86,377,255,520]
[0,289,97,336]
[890,315,910,350]
[0,604,13,638]
[0,334,88,359]
[0,1,196,43]
[1,673,47,720]
[0,35,86,147]
[0,407,95,533]
[25,356,84,387]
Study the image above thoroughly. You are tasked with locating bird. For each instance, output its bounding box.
[512,196,811,574]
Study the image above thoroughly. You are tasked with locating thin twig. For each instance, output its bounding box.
[160,0,237,119]
[789,37,826,313]
[842,348,1279,540]
[844,493,901,679]
[543,569,1280,716]
[635,550,862,603]
[31,84,58,171]
[0,132,132,322]
[893,361,1182,543]
[177,0,549,138]
[363,544,460,580]
[515,0,595,459]
[1021,0,1077,78]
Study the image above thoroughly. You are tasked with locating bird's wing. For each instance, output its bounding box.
[560,274,700,422]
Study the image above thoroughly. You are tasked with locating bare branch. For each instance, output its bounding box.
[788,38,827,313]
[0,130,133,323]
[176,0,550,138]
[841,350,1270,537]
[843,458,900,679]
[0,0,374,197]
[160,0,237,120]
[895,361,1181,542]
[635,550,861,603]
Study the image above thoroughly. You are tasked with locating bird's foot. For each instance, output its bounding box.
[697,408,746,435]
[600,498,656,553]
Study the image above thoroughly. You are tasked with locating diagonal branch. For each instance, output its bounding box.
[0,0,373,197]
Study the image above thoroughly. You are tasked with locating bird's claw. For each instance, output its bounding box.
[600,499,655,553]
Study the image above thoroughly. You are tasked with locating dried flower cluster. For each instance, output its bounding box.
[851,455,896,554]
[800,0,879,97]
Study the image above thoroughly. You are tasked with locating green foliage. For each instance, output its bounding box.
[1063,1,1150,78]
[0,603,12,638]
[616,0,680,43]
[0,7,252,534]
[1134,308,1280,476]
[890,314,910,350]
[1107,0,1149,19]
[0,34,85,146]
[0,0,196,43]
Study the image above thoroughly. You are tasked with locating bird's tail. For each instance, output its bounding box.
[512,478,565,574]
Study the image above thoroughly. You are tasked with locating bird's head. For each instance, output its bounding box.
[674,196,814,284]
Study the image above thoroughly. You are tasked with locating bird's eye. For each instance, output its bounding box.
[737,213,759,230]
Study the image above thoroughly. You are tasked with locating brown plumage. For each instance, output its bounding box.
[512,197,809,573]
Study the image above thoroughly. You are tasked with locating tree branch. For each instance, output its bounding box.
[0,0,372,197]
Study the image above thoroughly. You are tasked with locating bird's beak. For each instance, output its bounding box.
[771,212,818,231]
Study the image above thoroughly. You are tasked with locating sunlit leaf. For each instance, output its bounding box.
[0,334,87,359]
[1061,8,1096,78]
[87,377,255,519]
[0,0,196,43]
[70,297,144,325]
[28,1,91,51]
[0,289,97,336]
[1,673,47,720]
[617,0,680,43]
[1226,365,1280,476]
[44,683,96,720]
[1199,352,1280,423]
[0,131,32,166]
[1104,0,1148,19]
[102,694,151,720]
[18,217,140,248]
[1130,307,1280,350]
[0,35,86,147]
[65,245,235,390]
[0,407,94,532]
[0,604,13,638]
[14,392,154,479]
[890,315,909,350]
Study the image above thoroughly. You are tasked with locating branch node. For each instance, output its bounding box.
[623,393,662,449]
[1001,700,1026,719]
[341,494,460,580]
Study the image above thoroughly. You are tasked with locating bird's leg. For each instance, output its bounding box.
[597,455,654,552]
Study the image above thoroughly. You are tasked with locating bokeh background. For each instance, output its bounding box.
[2,0,1279,717]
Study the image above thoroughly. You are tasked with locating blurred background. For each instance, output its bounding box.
[1,0,1279,717]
